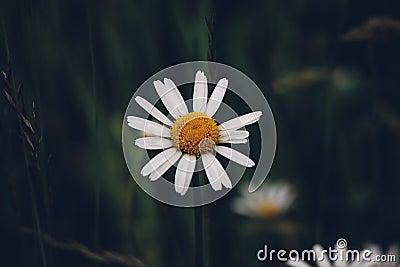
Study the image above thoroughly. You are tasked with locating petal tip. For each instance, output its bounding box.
[163,77,173,84]
[153,80,163,86]
[255,111,263,118]
[248,184,257,193]
[195,70,204,78]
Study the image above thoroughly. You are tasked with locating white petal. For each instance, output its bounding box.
[273,184,295,210]
[365,244,382,257]
[278,190,295,210]
[141,147,179,176]
[135,96,173,126]
[175,154,196,195]
[164,78,189,116]
[220,129,249,138]
[313,244,330,267]
[149,151,181,181]
[231,199,252,216]
[180,158,196,195]
[205,78,228,117]
[218,111,262,131]
[287,261,312,267]
[127,116,170,138]
[334,247,347,267]
[219,130,249,142]
[201,153,222,191]
[135,137,172,150]
[193,71,208,113]
[153,79,188,119]
[243,197,260,213]
[208,154,232,188]
[268,183,285,201]
[349,250,374,267]
[219,139,247,144]
[215,146,255,167]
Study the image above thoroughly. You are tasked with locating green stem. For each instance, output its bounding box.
[194,172,205,267]
[27,0,53,245]
[194,206,204,267]
[14,75,48,267]
[317,88,335,241]
[86,1,100,265]
[26,161,47,267]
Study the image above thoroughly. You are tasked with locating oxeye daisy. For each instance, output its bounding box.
[232,181,295,218]
[127,70,262,195]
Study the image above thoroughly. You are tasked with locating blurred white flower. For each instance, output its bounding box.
[363,244,399,267]
[232,181,295,218]
[287,244,360,267]
[287,243,399,267]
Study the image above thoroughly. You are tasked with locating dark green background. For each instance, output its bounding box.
[1,0,400,266]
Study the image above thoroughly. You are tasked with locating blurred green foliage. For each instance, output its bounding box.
[1,0,400,266]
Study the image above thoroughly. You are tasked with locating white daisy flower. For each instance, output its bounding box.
[232,181,295,218]
[127,70,262,196]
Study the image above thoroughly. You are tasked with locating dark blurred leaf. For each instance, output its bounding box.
[22,227,149,267]
[342,17,400,42]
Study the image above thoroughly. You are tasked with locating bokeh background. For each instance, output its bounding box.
[1,0,400,266]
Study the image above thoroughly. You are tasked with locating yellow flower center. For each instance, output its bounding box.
[255,201,280,218]
[170,112,220,156]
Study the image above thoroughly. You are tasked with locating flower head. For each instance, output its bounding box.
[232,181,295,218]
[127,70,262,195]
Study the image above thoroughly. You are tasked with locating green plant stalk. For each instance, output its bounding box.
[36,95,53,266]
[317,88,335,241]
[86,1,100,265]
[194,172,206,267]
[195,206,204,267]
[367,42,382,231]
[30,99,53,267]
[10,81,47,267]
[27,0,53,246]
[2,23,47,267]
[25,155,47,267]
